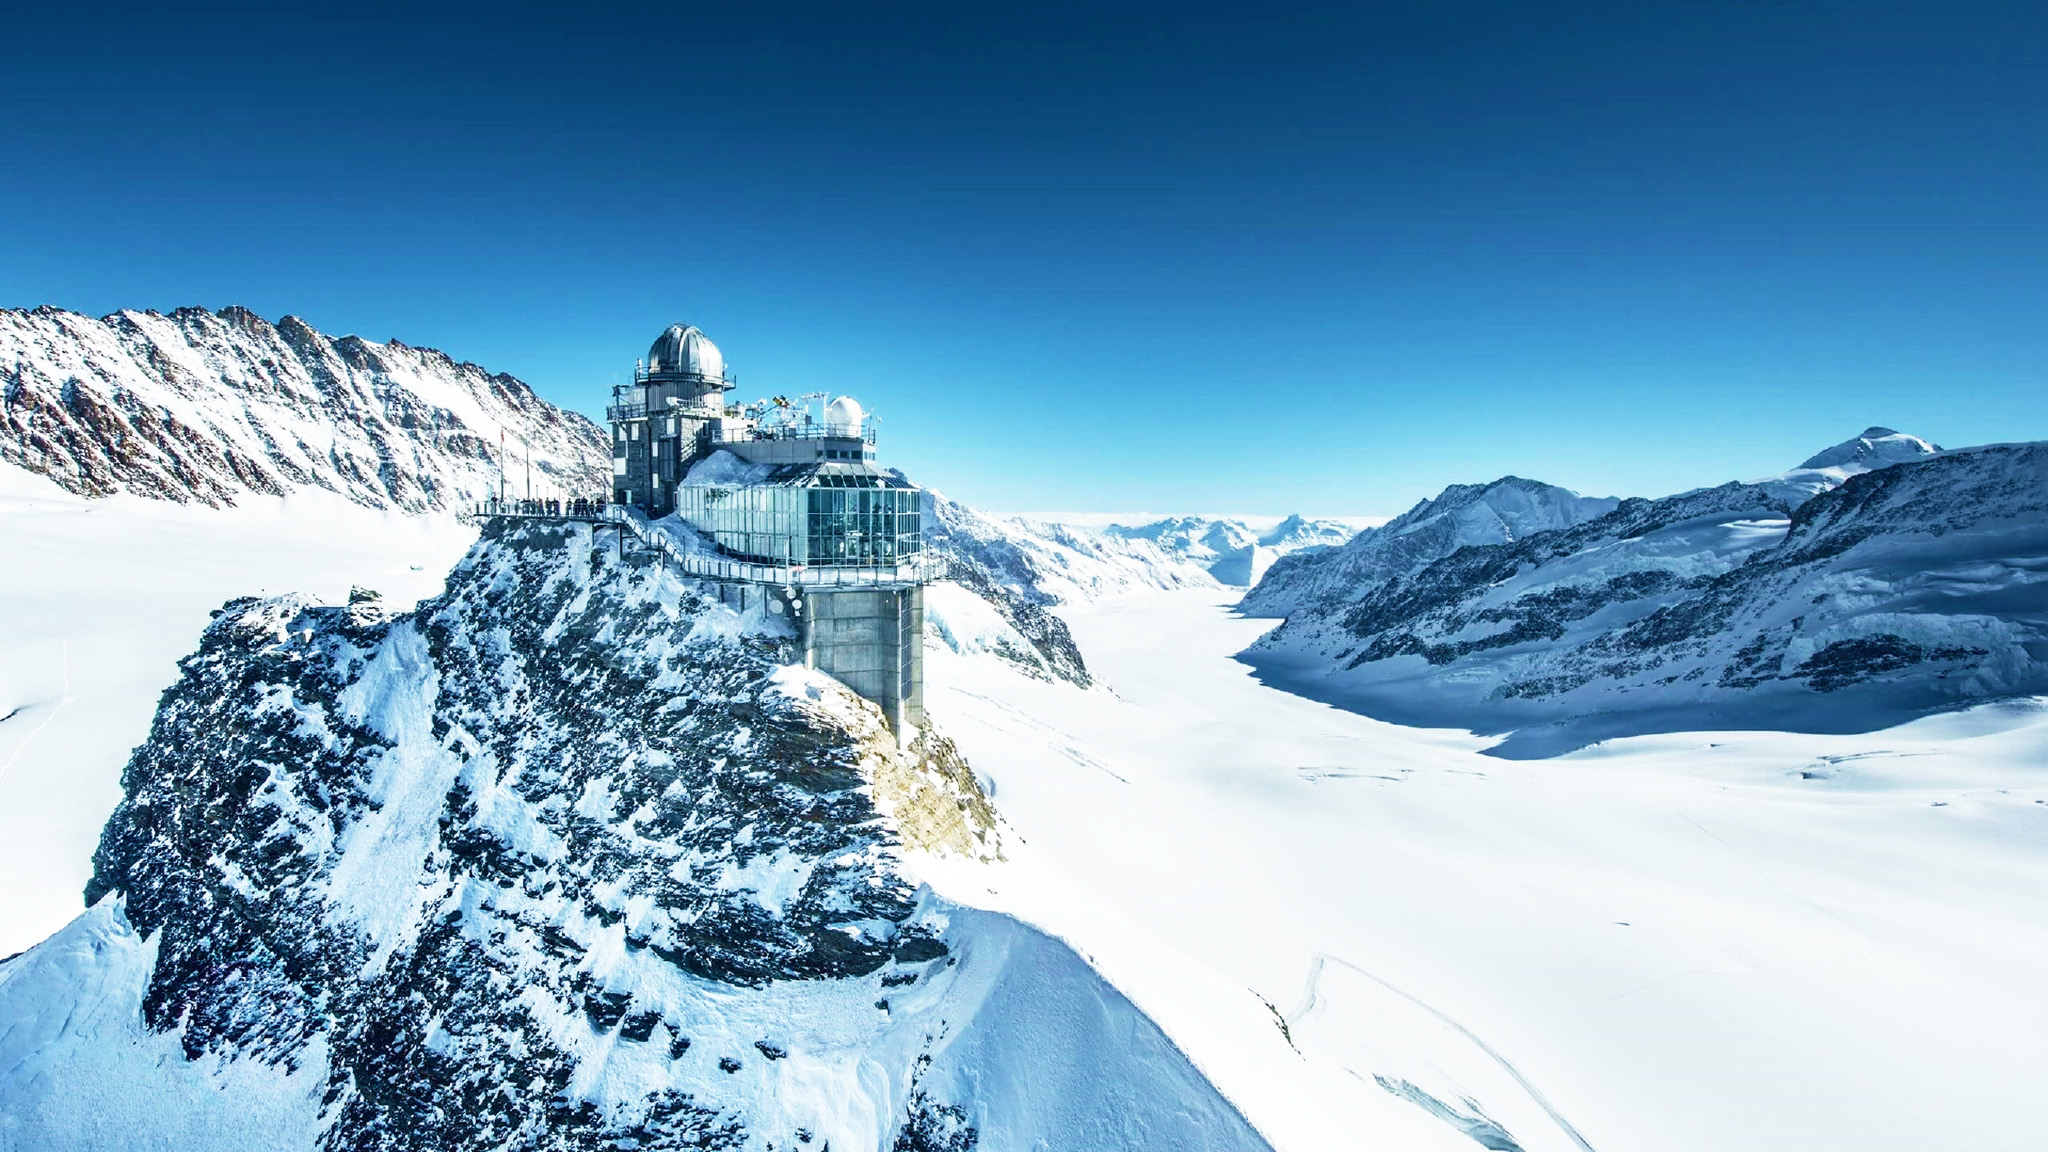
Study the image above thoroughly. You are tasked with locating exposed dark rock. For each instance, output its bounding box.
[1243,445,2048,753]
[81,519,996,1150]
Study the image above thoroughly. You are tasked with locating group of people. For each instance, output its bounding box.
[475,496,607,519]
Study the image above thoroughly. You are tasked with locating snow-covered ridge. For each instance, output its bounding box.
[1102,514,1359,586]
[1752,425,1943,504]
[0,305,609,509]
[1242,475,1621,617]
[1244,437,2048,754]
[0,519,1269,1152]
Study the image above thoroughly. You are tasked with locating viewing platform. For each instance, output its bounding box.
[464,501,946,590]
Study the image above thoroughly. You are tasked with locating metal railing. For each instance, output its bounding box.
[710,422,877,445]
[607,506,943,588]
[606,400,724,422]
[633,365,734,387]
[463,501,944,588]
[469,497,609,520]
[597,411,880,447]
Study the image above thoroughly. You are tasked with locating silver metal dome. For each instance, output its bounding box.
[646,324,727,382]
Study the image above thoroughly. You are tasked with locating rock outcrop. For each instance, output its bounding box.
[0,520,1270,1152]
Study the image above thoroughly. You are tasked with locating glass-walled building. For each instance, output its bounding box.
[676,465,922,569]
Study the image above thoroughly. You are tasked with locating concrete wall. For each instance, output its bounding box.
[803,587,924,732]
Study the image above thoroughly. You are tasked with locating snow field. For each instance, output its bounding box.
[917,587,2048,1152]
[0,464,478,956]
[0,900,330,1152]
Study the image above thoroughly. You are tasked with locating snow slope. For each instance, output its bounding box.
[1243,441,2048,753]
[0,522,1270,1152]
[0,305,609,509]
[1754,425,1943,504]
[922,587,2048,1152]
[0,464,477,957]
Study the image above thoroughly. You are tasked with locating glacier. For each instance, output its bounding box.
[6,306,2046,1151]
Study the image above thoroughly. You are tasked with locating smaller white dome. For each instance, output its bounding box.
[824,396,864,434]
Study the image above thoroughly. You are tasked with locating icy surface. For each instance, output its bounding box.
[0,899,329,1152]
[0,464,478,955]
[682,450,776,487]
[923,587,2048,1152]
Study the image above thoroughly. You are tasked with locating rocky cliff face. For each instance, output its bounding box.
[0,305,608,509]
[1243,444,2048,755]
[0,520,1268,1151]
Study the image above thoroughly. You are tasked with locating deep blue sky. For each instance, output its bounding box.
[3,1,2040,516]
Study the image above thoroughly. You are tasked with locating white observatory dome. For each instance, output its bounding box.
[825,396,865,435]
[646,324,726,381]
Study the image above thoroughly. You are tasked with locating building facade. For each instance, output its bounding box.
[609,324,932,732]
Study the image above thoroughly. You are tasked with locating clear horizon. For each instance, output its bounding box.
[4,2,2040,517]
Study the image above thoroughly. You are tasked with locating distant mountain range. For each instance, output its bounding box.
[0,305,609,509]
[921,496,1219,686]
[1103,514,1359,585]
[1240,428,2047,755]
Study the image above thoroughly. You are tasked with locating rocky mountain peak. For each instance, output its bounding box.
[1796,426,1942,472]
[0,305,608,509]
[0,516,1273,1151]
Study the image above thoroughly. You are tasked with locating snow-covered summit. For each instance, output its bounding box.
[1755,426,1944,504]
[1242,476,1620,616]
[1258,513,1357,550]
[1797,426,1942,472]
[0,305,609,509]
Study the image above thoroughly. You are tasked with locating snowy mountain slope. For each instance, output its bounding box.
[0,519,1271,1152]
[1241,477,1621,617]
[0,465,478,958]
[1754,425,1942,504]
[1258,513,1359,551]
[1243,441,2048,754]
[923,491,1220,686]
[921,588,2048,1152]
[1104,514,1358,586]
[0,305,609,509]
